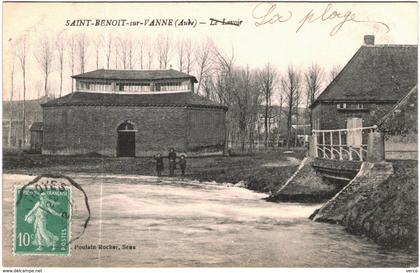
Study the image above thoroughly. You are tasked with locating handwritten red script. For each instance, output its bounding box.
[252,3,390,36]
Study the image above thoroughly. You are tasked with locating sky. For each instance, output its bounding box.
[2,2,418,101]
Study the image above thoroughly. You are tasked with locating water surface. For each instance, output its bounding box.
[3,174,418,267]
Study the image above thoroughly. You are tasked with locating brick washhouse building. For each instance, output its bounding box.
[41,69,227,157]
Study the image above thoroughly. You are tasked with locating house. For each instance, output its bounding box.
[311,35,417,132]
[41,69,228,157]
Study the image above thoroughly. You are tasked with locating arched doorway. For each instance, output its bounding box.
[117,121,136,157]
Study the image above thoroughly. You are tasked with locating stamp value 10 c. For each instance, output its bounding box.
[14,185,71,256]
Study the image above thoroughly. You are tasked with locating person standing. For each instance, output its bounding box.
[154,153,164,177]
[178,155,187,176]
[168,148,177,177]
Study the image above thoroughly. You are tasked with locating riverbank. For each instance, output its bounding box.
[312,160,418,250]
[3,150,305,194]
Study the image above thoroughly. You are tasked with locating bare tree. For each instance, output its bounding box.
[127,37,134,69]
[15,34,28,145]
[213,44,235,105]
[147,46,153,69]
[138,37,145,70]
[184,39,194,74]
[304,63,324,130]
[195,39,214,95]
[7,52,15,147]
[117,36,127,69]
[105,34,113,69]
[143,39,154,70]
[213,45,237,149]
[68,35,76,92]
[234,67,261,152]
[156,34,171,69]
[114,45,119,69]
[117,35,134,69]
[281,65,302,148]
[93,34,103,70]
[276,93,284,144]
[259,63,277,147]
[176,39,185,72]
[76,34,89,73]
[329,65,341,82]
[56,31,66,97]
[35,38,53,98]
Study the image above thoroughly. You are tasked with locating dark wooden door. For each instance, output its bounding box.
[117,132,135,157]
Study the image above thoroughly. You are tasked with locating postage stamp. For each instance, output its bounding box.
[14,185,71,256]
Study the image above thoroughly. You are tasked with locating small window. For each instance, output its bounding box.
[337,103,347,109]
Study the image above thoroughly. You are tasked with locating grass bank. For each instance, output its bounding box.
[3,150,305,194]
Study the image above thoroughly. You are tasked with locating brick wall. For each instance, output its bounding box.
[186,107,226,152]
[43,105,226,156]
[312,102,395,130]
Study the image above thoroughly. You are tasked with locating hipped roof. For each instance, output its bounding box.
[41,91,227,110]
[72,69,198,83]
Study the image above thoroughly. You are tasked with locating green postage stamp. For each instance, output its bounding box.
[14,186,71,255]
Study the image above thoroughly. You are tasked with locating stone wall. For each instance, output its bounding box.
[42,105,226,156]
[268,157,340,202]
[312,160,418,249]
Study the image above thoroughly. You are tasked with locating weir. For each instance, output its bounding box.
[269,128,387,202]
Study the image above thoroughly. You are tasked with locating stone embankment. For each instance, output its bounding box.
[312,160,418,249]
[267,158,353,202]
[268,155,418,250]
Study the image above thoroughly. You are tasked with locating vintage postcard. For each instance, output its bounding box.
[2,1,418,269]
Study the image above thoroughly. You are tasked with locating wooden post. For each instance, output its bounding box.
[368,131,385,162]
[330,131,333,159]
[338,131,342,160]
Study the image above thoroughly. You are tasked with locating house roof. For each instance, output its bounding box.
[72,69,198,83]
[313,45,418,106]
[41,91,227,110]
[30,122,43,131]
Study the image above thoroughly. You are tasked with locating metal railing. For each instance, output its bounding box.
[312,126,377,161]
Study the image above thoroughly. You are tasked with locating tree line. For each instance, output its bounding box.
[6,30,340,148]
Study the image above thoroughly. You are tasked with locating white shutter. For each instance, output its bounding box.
[346,118,363,147]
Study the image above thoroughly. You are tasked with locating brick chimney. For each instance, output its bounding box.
[364,35,375,45]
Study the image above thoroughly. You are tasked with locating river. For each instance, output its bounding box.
[3,174,418,267]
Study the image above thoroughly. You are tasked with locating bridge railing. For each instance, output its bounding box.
[312,126,377,161]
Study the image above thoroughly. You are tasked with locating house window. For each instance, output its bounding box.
[122,82,151,92]
[155,81,189,92]
[80,82,90,90]
[337,103,365,109]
